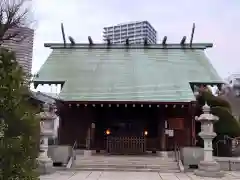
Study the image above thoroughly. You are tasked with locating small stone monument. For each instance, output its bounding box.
[36,103,55,174]
[194,103,224,177]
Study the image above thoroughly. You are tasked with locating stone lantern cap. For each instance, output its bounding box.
[37,103,56,137]
[36,103,57,121]
[195,103,219,122]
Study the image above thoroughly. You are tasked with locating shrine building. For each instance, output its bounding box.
[33,40,223,154]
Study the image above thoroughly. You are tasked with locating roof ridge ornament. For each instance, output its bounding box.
[144,37,148,46]
[162,36,167,46]
[61,23,66,47]
[69,36,76,46]
[180,36,186,46]
[107,38,111,46]
[88,36,93,46]
[190,23,195,48]
[125,38,129,46]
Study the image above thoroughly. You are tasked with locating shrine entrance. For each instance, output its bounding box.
[94,106,156,154]
[105,120,147,154]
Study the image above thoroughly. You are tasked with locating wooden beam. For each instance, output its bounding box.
[62,101,190,105]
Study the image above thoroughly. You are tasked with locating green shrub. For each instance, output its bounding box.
[0,48,40,179]
[197,90,240,137]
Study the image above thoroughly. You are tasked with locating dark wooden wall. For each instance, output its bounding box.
[58,106,94,147]
[58,103,193,150]
[165,106,192,150]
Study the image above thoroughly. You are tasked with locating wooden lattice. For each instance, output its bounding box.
[106,136,146,154]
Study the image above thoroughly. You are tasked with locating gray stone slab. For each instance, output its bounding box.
[63,171,91,180]
[175,173,192,180]
[102,172,160,180]
[159,173,179,180]
[180,147,204,166]
[40,171,240,180]
[214,157,240,171]
[85,171,103,179]
[225,171,240,179]
[48,145,72,164]
[37,158,55,175]
[40,171,75,180]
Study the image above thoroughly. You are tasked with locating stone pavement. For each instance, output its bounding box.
[40,171,240,180]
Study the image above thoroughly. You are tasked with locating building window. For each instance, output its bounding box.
[128,27,134,31]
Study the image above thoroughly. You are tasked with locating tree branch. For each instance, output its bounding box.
[0,0,30,44]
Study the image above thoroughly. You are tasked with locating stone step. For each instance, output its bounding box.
[71,167,180,173]
[72,155,179,172]
[73,161,179,172]
[75,162,178,166]
[74,164,179,170]
[54,166,180,173]
[76,161,177,165]
[76,159,177,163]
[77,156,175,160]
[77,162,177,165]
[76,157,176,162]
[75,162,178,168]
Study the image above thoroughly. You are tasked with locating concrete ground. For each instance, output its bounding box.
[40,171,240,180]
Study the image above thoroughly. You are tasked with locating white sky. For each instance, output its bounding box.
[31,0,240,79]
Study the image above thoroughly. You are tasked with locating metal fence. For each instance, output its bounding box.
[214,135,240,157]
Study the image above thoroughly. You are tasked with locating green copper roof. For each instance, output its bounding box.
[34,43,223,102]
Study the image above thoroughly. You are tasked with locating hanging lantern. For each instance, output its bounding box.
[106,129,111,135]
[144,130,148,136]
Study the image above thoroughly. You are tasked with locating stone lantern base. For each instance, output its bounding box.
[194,161,224,178]
[37,156,54,175]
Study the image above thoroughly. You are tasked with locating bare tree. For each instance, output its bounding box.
[0,0,31,45]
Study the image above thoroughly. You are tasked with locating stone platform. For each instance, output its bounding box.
[194,160,224,177]
[40,171,240,180]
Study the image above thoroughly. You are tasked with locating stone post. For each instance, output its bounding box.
[37,103,55,174]
[194,103,224,177]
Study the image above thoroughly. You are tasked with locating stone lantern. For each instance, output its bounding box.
[194,103,224,177]
[37,103,55,174]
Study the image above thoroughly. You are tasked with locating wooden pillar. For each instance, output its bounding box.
[57,117,61,145]
[191,102,196,146]
[58,115,63,144]
[158,110,166,151]
[183,105,190,147]
[187,103,196,146]
[57,104,66,145]
[56,104,61,144]
[84,105,98,150]
[86,127,91,150]
[91,123,95,149]
[161,120,166,151]
[84,106,95,150]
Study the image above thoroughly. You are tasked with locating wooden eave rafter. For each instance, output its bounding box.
[62,101,196,109]
[62,101,192,105]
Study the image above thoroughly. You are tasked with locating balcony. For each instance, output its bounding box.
[232,79,240,88]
